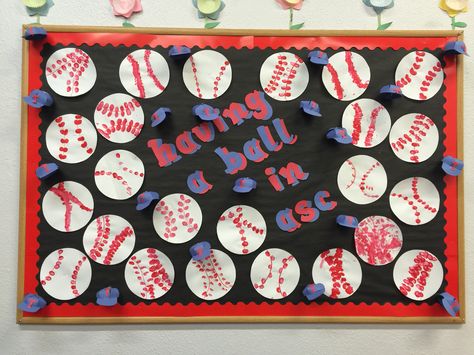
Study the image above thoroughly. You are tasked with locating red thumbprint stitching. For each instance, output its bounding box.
[345,51,369,89]
[55,116,69,160]
[320,249,354,298]
[46,49,91,94]
[253,251,294,297]
[41,249,64,286]
[419,62,442,100]
[96,98,142,139]
[89,215,111,261]
[364,106,383,147]
[192,250,232,298]
[399,251,437,298]
[212,60,230,98]
[70,256,87,297]
[156,201,177,239]
[127,53,145,98]
[264,54,303,99]
[144,49,165,92]
[345,159,380,198]
[326,63,344,100]
[189,55,203,98]
[178,194,198,234]
[351,102,363,145]
[102,226,134,265]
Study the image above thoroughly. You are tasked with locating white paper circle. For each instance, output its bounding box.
[354,216,403,266]
[312,248,362,299]
[83,215,136,265]
[389,177,440,225]
[341,99,391,148]
[182,50,232,99]
[46,114,97,164]
[40,248,92,300]
[119,49,170,99]
[125,248,175,300]
[251,248,300,300]
[186,249,236,300]
[337,155,387,205]
[45,48,96,97]
[390,113,439,163]
[94,150,145,200]
[395,51,444,101]
[393,249,443,301]
[322,51,370,101]
[42,181,94,232]
[153,193,202,244]
[94,93,144,143]
[217,205,266,255]
[260,52,309,101]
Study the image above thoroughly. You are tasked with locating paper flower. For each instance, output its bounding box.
[110,0,142,18]
[275,0,305,29]
[25,0,54,17]
[439,0,468,29]
[362,0,394,30]
[192,0,225,28]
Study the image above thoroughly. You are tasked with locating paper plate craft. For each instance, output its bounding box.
[40,248,92,300]
[94,93,144,143]
[442,155,464,176]
[45,48,96,97]
[36,163,59,180]
[136,191,160,210]
[308,50,329,65]
[42,181,94,232]
[390,113,439,163]
[389,177,440,225]
[125,248,175,300]
[96,287,120,306]
[322,51,370,101]
[312,248,362,299]
[232,177,257,193]
[393,249,443,301]
[18,294,47,313]
[336,215,359,228]
[186,248,235,300]
[153,193,203,244]
[151,107,171,127]
[395,51,444,101]
[341,98,391,148]
[337,155,387,205]
[303,283,325,301]
[23,89,53,108]
[300,100,322,117]
[260,52,309,101]
[183,50,232,99]
[189,241,212,261]
[326,127,352,144]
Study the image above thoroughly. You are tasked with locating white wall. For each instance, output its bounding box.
[1,1,473,354]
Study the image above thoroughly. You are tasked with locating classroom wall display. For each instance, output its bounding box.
[17,26,464,324]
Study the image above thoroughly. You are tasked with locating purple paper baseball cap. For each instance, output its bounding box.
[23,89,54,108]
[233,177,257,193]
[189,241,211,261]
[136,191,160,210]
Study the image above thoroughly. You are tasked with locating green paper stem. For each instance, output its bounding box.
[36,14,41,24]
[451,16,456,30]
[377,13,382,28]
[289,8,294,29]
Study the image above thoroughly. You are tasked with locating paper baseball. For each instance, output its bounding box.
[186,249,236,300]
[119,49,170,99]
[390,113,439,163]
[40,248,92,300]
[45,48,97,97]
[251,248,300,300]
[125,248,175,300]
[395,51,444,101]
[217,205,266,255]
[94,93,144,143]
[390,177,440,226]
[260,52,309,101]
[153,193,202,244]
[182,50,232,99]
[393,249,443,301]
[337,155,387,205]
[42,181,94,232]
[312,248,362,299]
[94,150,145,200]
[354,216,403,266]
[341,99,391,148]
[83,215,135,265]
[322,51,370,101]
[46,114,97,164]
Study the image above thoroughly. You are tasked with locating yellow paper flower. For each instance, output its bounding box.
[439,0,468,17]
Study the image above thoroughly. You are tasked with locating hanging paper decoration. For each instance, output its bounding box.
[192,0,225,29]
[109,0,142,27]
[439,0,468,29]
[23,0,54,24]
[275,0,305,30]
[362,0,394,30]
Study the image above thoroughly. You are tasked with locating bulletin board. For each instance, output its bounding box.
[17,26,465,324]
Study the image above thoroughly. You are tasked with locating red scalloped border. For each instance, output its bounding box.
[22,32,459,319]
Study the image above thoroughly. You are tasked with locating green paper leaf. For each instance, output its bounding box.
[205,21,220,29]
[454,22,467,28]
[377,22,392,30]
[290,22,304,30]
[122,21,135,28]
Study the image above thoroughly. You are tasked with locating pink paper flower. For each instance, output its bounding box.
[110,0,142,19]
[276,0,304,10]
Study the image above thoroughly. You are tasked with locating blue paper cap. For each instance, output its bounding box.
[439,292,460,317]
[136,191,160,211]
[303,283,325,301]
[326,127,352,144]
[442,156,464,176]
[36,163,59,180]
[308,50,329,65]
[444,41,468,56]
[96,287,120,306]
[23,89,53,108]
[192,104,220,121]
[23,26,47,40]
[18,293,47,313]
[300,100,322,117]
[336,215,359,228]
[190,241,211,261]
[379,84,402,98]
[233,177,257,193]
[169,45,191,58]
[151,107,171,127]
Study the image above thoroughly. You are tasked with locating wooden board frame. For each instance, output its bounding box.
[17,25,465,324]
